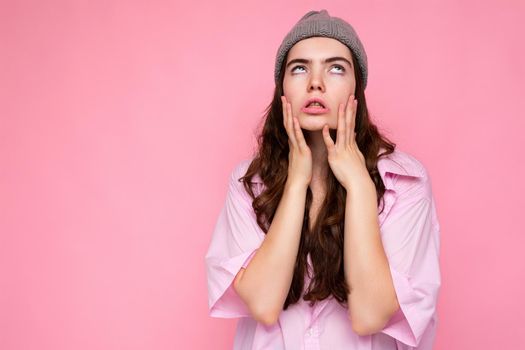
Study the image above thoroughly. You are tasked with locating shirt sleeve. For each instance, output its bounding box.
[378,172,441,348]
[204,161,265,318]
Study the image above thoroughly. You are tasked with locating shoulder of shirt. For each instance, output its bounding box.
[377,147,428,180]
[378,148,434,201]
[230,157,263,184]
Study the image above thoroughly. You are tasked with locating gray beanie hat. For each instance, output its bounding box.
[274,9,368,89]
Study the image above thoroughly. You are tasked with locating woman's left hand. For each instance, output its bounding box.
[322,94,370,191]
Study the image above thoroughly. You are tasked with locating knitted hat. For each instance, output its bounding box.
[274,9,368,89]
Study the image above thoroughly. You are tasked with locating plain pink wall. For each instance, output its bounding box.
[1,0,524,349]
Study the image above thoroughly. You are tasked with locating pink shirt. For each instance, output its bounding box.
[205,149,441,349]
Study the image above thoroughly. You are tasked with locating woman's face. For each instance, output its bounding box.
[282,37,356,131]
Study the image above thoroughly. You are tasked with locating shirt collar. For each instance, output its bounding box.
[247,148,424,185]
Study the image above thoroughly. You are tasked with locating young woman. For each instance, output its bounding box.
[205,9,441,350]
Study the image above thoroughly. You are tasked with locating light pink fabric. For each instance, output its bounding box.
[205,148,441,350]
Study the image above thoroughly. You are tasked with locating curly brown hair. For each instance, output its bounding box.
[238,49,397,311]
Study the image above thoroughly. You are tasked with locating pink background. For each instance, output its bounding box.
[1,1,524,349]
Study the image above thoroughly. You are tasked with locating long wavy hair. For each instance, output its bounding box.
[238,47,397,310]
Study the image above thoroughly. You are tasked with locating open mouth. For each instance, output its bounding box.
[306,101,325,108]
[301,102,329,115]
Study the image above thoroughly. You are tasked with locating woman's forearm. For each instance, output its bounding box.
[344,178,399,335]
[234,181,307,325]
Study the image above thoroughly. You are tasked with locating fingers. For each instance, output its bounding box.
[288,101,308,151]
[281,96,297,148]
[345,94,353,144]
[345,94,357,145]
[281,95,309,152]
[336,101,346,148]
[286,99,299,148]
[322,124,335,151]
[293,116,308,150]
[351,98,357,144]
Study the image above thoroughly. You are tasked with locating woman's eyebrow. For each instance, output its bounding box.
[286,57,352,68]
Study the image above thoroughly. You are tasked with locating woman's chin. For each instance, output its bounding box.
[298,118,334,131]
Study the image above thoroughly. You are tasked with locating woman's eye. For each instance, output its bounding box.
[331,65,345,73]
[291,66,306,73]
[291,65,346,74]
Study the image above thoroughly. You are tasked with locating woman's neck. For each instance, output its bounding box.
[305,130,329,188]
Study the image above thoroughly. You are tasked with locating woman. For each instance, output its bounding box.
[205,9,441,350]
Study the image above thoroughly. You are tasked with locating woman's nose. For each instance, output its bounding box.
[308,73,325,92]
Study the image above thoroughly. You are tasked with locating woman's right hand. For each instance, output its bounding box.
[281,95,312,190]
